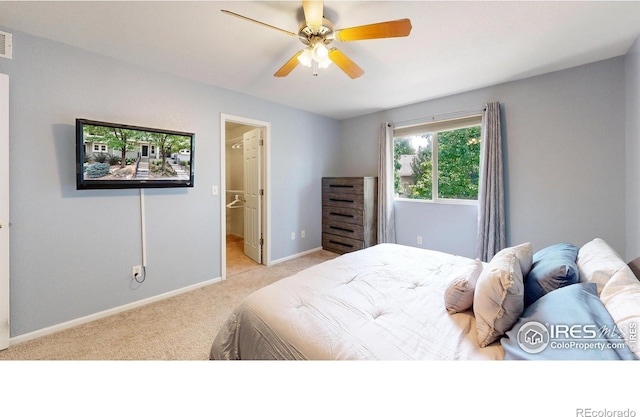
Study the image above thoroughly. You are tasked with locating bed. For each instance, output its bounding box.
[210,239,640,360]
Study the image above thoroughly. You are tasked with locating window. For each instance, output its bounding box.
[393,115,482,202]
[92,143,107,153]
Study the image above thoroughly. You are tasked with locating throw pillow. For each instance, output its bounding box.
[576,238,627,293]
[444,259,483,314]
[524,243,579,307]
[600,265,640,359]
[492,242,533,276]
[474,250,524,348]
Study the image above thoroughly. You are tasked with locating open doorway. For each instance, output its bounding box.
[221,114,270,279]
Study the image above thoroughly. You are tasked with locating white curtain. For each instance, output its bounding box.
[378,122,396,243]
[476,102,505,261]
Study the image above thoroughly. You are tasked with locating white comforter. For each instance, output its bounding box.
[211,243,504,360]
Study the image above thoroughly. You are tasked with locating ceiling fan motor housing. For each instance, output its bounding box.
[298,17,334,46]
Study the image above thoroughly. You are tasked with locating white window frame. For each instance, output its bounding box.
[393,114,482,206]
[92,143,107,153]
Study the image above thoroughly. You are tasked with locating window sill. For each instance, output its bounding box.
[394,197,478,206]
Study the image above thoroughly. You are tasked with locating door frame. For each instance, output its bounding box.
[220,113,271,280]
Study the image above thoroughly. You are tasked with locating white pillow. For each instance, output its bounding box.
[600,265,640,359]
[493,242,532,276]
[577,238,627,293]
[474,250,524,348]
[444,259,483,314]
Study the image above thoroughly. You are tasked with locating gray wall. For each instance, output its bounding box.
[626,37,640,260]
[0,28,340,337]
[338,57,627,259]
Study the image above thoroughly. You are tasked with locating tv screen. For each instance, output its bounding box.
[76,119,195,190]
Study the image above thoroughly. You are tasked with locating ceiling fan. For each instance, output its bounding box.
[221,1,412,79]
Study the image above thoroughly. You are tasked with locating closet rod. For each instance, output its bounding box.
[389,107,486,129]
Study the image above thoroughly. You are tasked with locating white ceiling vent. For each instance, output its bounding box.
[0,31,13,59]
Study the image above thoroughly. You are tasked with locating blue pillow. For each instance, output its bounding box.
[524,243,579,307]
[501,283,636,360]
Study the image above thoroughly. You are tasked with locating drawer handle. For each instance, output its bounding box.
[330,226,354,234]
[329,184,354,188]
[329,212,355,218]
[329,240,354,248]
[329,198,354,203]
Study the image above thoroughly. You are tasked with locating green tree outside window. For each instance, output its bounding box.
[393,126,481,201]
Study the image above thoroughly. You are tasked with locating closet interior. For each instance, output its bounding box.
[225,122,262,276]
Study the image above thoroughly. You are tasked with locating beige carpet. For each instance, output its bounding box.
[0,249,338,360]
[226,234,263,277]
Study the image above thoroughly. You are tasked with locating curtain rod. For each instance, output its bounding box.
[389,107,486,128]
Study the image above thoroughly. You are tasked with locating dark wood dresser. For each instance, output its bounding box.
[322,177,378,254]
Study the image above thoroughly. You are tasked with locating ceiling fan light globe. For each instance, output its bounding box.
[312,43,329,60]
[297,49,313,67]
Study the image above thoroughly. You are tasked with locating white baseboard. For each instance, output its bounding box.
[269,246,323,265]
[10,248,325,346]
[9,276,223,346]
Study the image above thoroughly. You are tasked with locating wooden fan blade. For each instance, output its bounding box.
[335,18,412,42]
[274,51,303,77]
[302,1,324,33]
[328,48,364,79]
[221,9,299,37]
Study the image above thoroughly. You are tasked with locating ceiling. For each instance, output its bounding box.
[1,1,640,120]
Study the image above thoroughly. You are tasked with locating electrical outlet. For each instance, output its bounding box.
[291,232,296,240]
[301,230,306,238]
[417,236,423,245]
[132,265,142,279]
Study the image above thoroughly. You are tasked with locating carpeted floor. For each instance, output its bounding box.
[0,248,338,360]
[226,234,263,277]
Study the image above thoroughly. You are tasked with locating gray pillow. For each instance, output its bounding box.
[474,250,525,348]
[492,242,532,276]
[444,259,483,314]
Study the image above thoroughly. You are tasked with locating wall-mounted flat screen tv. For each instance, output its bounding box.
[76,119,195,190]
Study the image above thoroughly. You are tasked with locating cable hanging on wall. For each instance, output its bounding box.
[135,188,147,284]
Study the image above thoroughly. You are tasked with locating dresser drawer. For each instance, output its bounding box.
[322,219,364,241]
[322,177,365,196]
[322,192,364,210]
[322,233,364,254]
[322,206,364,226]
